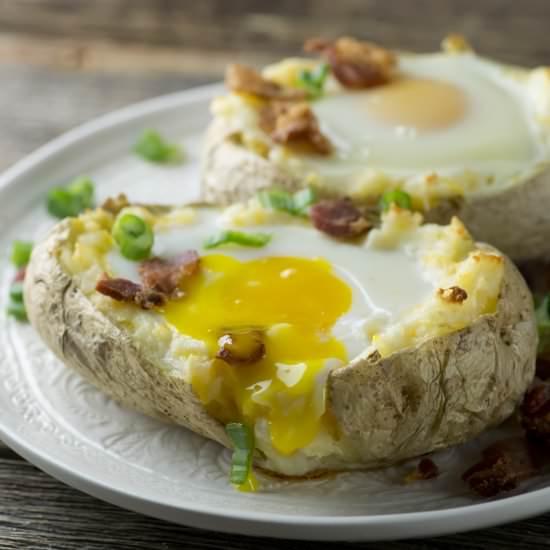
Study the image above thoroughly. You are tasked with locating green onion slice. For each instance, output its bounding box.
[379,189,413,212]
[11,241,33,268]
[258,186,316,216]
[47,177,95,219]
[133,130,183,164]
[9,282,24,303]
[226,423,255,486]
[7,300,27,322]
[204,230,271,250]
[112,213,154,261]
[536,294,550,355]
[296,63,330,99]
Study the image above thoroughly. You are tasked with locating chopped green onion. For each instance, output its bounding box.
[296,63,330,100]
[133,130,183,164]
[7,300,27,322]
[204,230,271,250]
[258,186,317,216]
[9,282,24,303]
[379,189,413,212]
[11,241,33,268]
[47,177,95,219]
[536,294,550,355]
[226,423,255,486]
[112,213,154,261]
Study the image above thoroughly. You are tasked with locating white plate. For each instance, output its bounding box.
[0,84,549,542]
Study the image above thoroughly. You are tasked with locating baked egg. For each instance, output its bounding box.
[212,37,550,209]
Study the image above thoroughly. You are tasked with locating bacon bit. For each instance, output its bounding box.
[96,275,165,310]
[13,266,26,282]
[216,330,266,365]
[259,101,332,155]
[536,359,550,381]
[310,198,371,239]
[139,250,200,298]
[305,36,396,89]
[437,286,468,304]
[101,193,130,215]
[462,438,539,497]
[521,382,550,446]
[404,457,439,484]
[225,63,307,101]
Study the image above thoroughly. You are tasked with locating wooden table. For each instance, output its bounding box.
[2,1,550,547]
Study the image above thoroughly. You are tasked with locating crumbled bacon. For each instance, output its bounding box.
[101,193,130,215]
[139,250,200,299]
[305,36,396,89]
[437,286,468,304]
[14,266,26,282]
[95,275,165,310]
[216,330,266,365]
[536,359,550,381]
[405,457,440,483]
[462,438,539,497]
[225,63,307,101]
[259,101,332,155]
[310,198,371,239]
[521,382,550,446]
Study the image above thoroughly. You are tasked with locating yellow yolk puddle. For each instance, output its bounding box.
[164,254,352,455]
[363,78,467,130]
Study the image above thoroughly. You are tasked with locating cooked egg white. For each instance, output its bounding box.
[63,204,503,475]
[213,45,550,207]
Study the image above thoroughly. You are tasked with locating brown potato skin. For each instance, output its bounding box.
[201,118,550,262]
[24,218,537,475]
[328,249,537,467]
[24,219,230,449]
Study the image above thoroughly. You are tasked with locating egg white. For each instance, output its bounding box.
[106,208,434,360]
[310,53,541,178]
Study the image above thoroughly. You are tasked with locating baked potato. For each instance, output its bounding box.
[201,36,550,262]
[24,198,537,484]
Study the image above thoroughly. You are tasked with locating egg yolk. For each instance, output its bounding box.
[363,78,467,130]
[164,254,352,455]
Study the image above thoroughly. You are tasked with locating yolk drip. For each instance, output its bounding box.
[363,78,467,130]
[164,254,352,455]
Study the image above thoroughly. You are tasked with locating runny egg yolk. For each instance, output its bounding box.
[164,254,352,455]
[363,78,467,130]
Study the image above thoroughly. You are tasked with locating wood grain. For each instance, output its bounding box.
[1,0,550,547]
[0,458,549,549]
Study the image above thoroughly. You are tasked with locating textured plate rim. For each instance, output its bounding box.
[0,83,549,541]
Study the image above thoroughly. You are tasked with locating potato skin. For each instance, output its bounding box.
[327,249,537,467]
[24,219,536,475]
[201,119,550,262]
[24,220,230,449]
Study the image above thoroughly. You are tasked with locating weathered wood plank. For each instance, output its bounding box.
[0,457,549,549]
[1,0,550,65]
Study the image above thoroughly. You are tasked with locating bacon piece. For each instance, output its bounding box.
[310,198,371,239]
[521,382,550,445]
[536,359,550,381]
[225,63,307,101]
[462,438,539,497]
[405,457,439,483]
[305,36,396,89]
[14,266,26,282]
[216,330,266,365]
[96,275,165,310]
[139,250,200,298]
[437,286,468,304]
[259,101,332,155]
